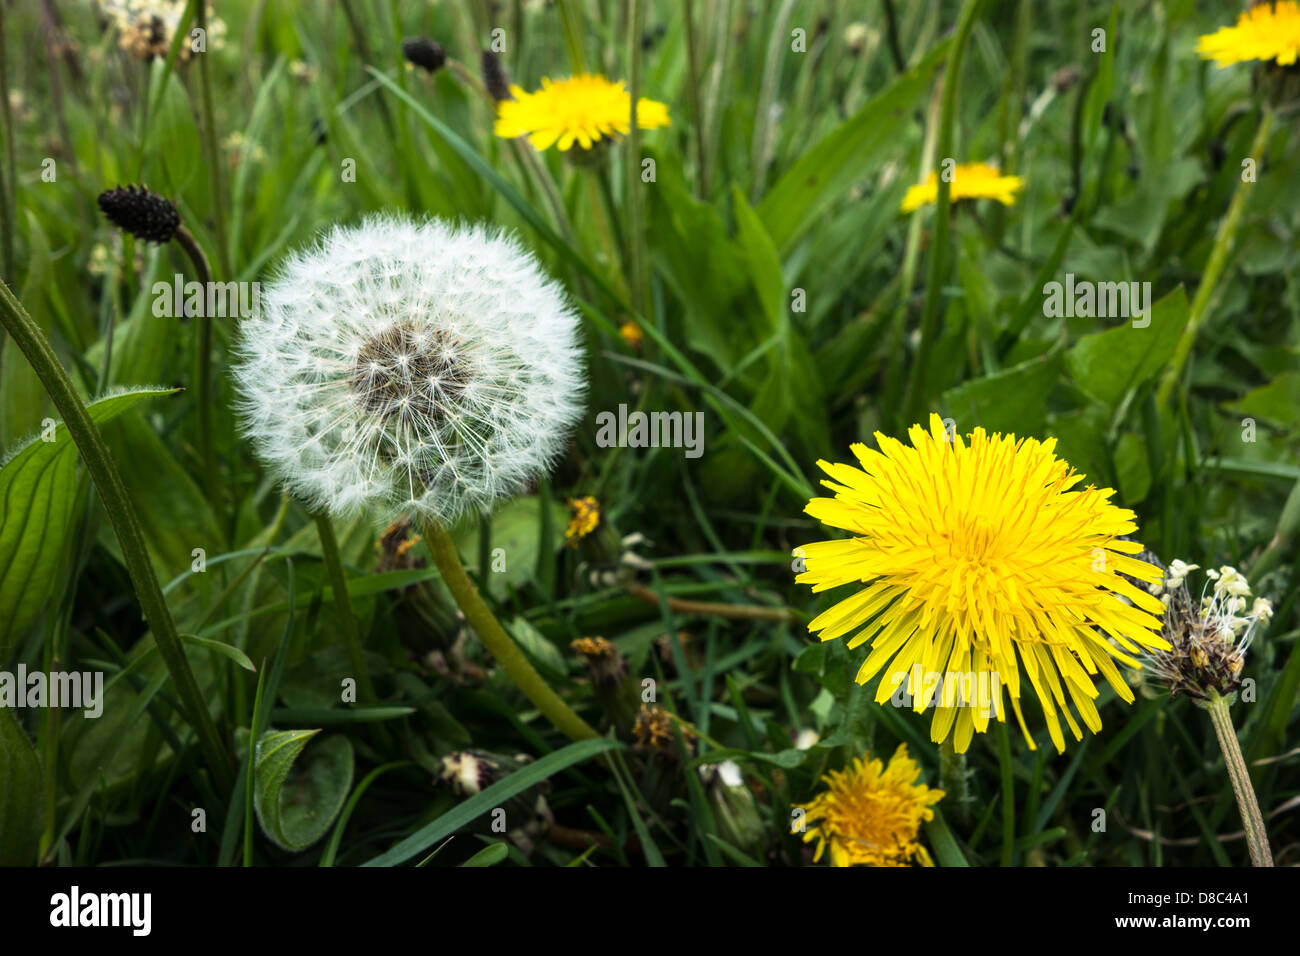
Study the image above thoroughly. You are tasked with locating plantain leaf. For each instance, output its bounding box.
[253,729,354,852]
[0,387,178,659]
[0,707,42,865]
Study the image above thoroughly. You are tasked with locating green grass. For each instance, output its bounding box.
[0,0,1296,867]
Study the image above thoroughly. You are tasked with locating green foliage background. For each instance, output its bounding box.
[0,0,1296,867]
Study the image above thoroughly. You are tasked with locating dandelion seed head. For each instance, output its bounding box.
[232,214,585,525]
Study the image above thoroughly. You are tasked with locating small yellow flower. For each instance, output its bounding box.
[798,415,1168,753]
[1197,2,1300,68]
[494,74,670,152]
[794,744,943,867]
[900,161,1024,213]
[564,495,601,544]
[618,319,644,350]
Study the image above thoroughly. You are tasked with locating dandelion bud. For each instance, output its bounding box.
[481,49,513,101]
[571,637,638,734]
[97,185,180,244]
[231,215,585,526]
[402,37,446,74]
[702,761,766,858]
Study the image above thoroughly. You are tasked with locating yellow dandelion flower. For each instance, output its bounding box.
[565,495,601,544]
[900,161,1024,213]
[618,319,644,349]
[797,414,1169,754]
[494,73,670,152]
[1197,2,1300,68]
[794,744,943,867]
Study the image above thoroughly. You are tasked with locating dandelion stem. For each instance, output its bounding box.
[1205,692,1273,866]
[313,512,377,704]
[903,0,984,423]
[423,521,598,741]
[0,278,233,792]
[1157,107,1274,411]
[939,735,970,826]
[174,225,217,499]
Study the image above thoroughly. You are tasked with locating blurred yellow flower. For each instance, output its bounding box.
[900,161,1023,212]
[565,495,601,544]
[794,744,943,867]
[618,319,644,349]
[494,74,670,151]
[1197,2,1300,67]
[797,415,1168,753]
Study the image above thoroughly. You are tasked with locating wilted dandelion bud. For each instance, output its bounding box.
[1135,556,1272,703]
[232,215,585,525]
[402,37,446,74]
[97,184,180,243]
[701,761,766,857]
[481,49,513,101]
[571,636,637,734]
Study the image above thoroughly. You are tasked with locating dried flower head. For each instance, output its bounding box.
[97,184,180,243]
[569,636,626,687]
[798,415,1168,753]
[900,161,1024,213]
[794,744,943,867]
[402,37,446,74]
[1137,557,1273,702]
[632,705,693,758]
[97,0,225,62]
[232,215,585,525]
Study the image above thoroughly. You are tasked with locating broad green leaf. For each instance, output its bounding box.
[1231,371,1300,428]
[452,495,567,599]
[757,40,951,254]
[253,730,355,852]
[362,737,622,866]
[1064,287,1188,408]
[0,708,41,865]
[0,388,177,658]
[942,352,1062,438]
[0,211,54,448]
[507,615,567,682]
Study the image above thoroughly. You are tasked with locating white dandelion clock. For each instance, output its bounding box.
[232,215,585,525]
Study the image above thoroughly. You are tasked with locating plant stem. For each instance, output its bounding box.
[313,512,376,704]
[0,0,16,282]
[0,278,233,792]
[903,0,984,423]
[625,0,648,316]
[1205,692,1273,867]
[939,735,970,826]
[174,226,217,499]
[422,521,597,741]
[625,582,795,623]
[193,0,230,276]
[1157,108,1274,411]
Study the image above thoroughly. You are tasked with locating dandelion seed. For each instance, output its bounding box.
[231,214,585,526]
[798,414,1168,753]
[900,161,1024,213]
[794,744,943,867]
[494,74,670,152]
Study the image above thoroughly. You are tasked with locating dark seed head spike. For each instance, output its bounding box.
[97,185,181,244]
[402,37,446,74]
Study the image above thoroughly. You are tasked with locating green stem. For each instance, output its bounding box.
[193,1,230,276]
[555,0,587,73]
[625,0,648,316]
[423,521,597,741]
[0,278,233,792]
[174,226,217,499]
[1157,108,1274,411]
[0,0,15,282]
[903,0,984,423]
[939,735,970,826]
[313,512,376,704]
[1205,693,1273,867]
